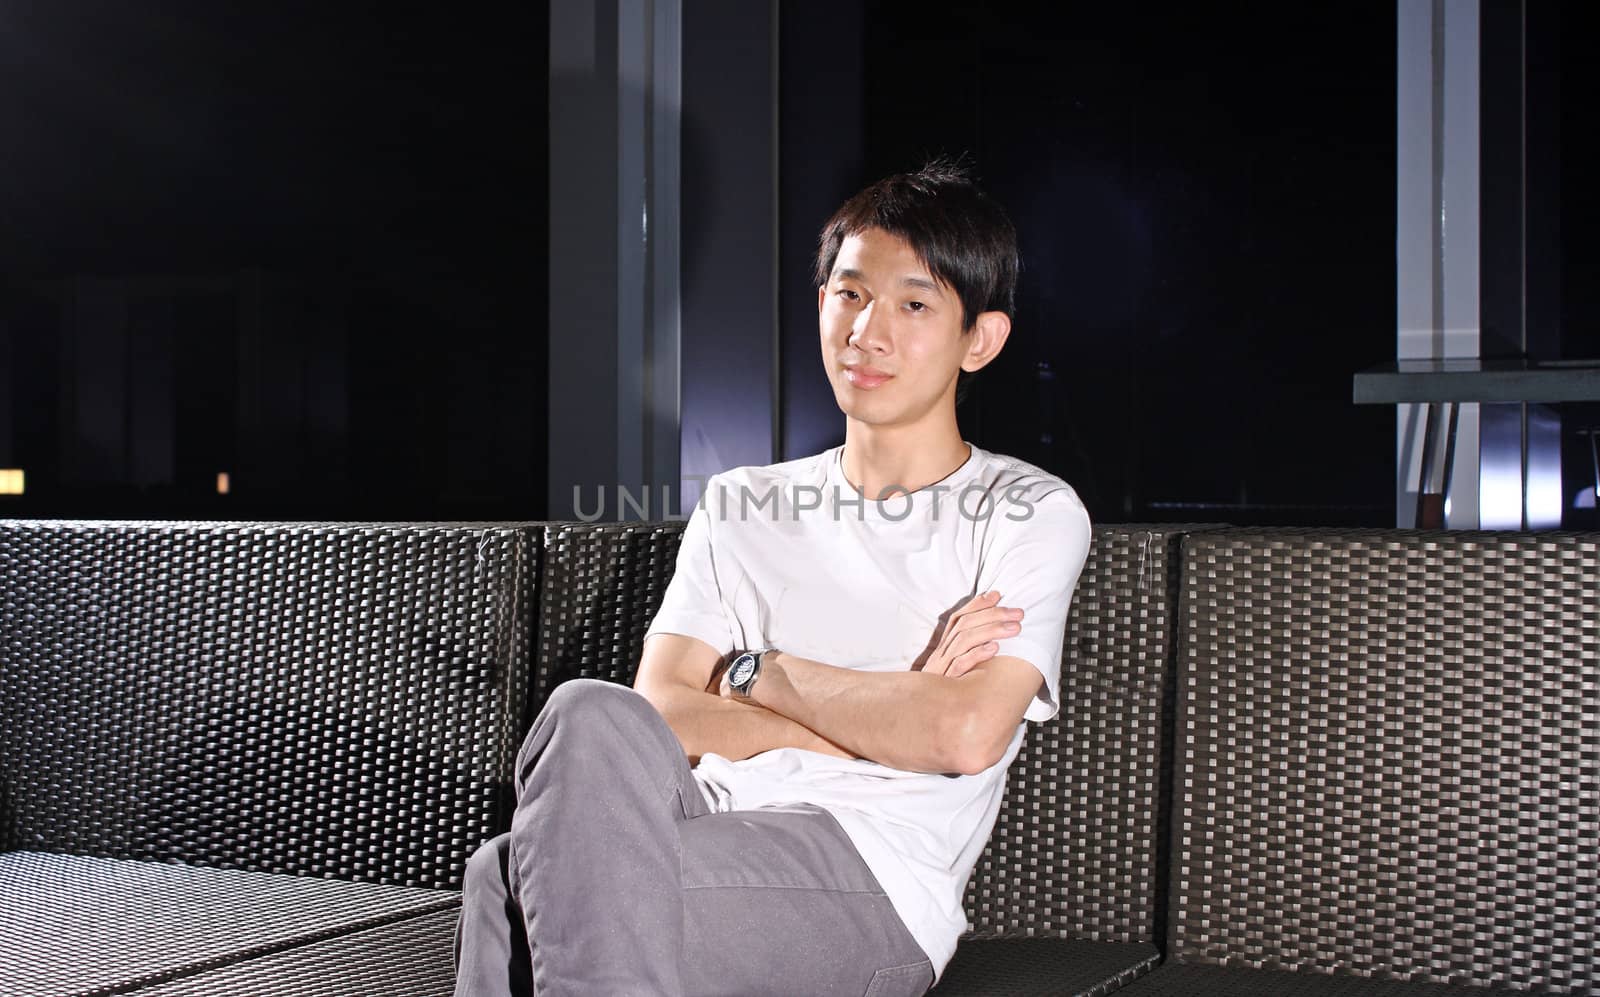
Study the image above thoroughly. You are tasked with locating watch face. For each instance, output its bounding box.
[729,655,756,687]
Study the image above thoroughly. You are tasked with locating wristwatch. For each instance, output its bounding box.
[727,648,773,698]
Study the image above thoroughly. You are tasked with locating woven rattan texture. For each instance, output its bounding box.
[930,939,1162,996]
[131,908,460,997]
[0,520,535,889]
[0,851,457,997]
[532,522,1185,944]
[529,522,687,720]
[963,527,1183,942]
[1116,963,1525,996]
[1172,529,1600,994]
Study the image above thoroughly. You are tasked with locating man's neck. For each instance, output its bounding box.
[839,425,971,500]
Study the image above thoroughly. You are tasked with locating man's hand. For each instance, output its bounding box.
[922,590,1025,677]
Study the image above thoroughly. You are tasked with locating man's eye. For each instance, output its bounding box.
[907,301,926,312]
[838,289,860,301]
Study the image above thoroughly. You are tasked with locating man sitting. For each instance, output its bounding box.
[454,160,1092,996]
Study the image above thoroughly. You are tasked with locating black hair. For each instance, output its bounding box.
[813,158,1019,404]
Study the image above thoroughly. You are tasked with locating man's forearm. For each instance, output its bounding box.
[645,682,856,765]
[745,652,970,774]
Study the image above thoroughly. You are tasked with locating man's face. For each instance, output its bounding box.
[818,227,974,431]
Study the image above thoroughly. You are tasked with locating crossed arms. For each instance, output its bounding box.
[633,592,1045,777]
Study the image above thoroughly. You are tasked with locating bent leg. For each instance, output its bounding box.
[508,679,710,996]
[678,804,934,997]
[454,833,531,996]
[458,678,929,995]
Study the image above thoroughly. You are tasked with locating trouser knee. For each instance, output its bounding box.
[516,678,673,780]
[541,676,651,720]
[522,678,651,748]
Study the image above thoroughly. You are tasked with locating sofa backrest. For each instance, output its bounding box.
[530,522,683,705]
[0,520,534,890]
[530,520,1190,945]
[1168,528,1600,991]
[964,525,1187,944]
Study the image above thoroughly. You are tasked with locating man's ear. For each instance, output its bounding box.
[817,284,827,314]
[960,311,1012,373]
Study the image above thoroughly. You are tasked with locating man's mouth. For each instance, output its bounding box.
[844,367,893,389]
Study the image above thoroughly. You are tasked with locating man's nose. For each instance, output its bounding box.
[849,301,889,352]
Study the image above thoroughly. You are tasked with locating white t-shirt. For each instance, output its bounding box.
[641,441,1092,983]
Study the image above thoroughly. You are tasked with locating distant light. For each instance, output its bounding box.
[216,472,230,495]
[0,469,22,495]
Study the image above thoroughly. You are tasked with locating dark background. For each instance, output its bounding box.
[850,2,1397,524]
[0,2,1593,525]
[0,1,547,519]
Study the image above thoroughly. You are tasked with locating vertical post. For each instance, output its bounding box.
[547,0,682,522]
[550,0,793,522]
[1396,0,1481,528]
[650,0,684,516]
[1479,0,1563,530]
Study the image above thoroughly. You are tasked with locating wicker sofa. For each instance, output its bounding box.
[1,519,1596,996]
[0,521,536,997]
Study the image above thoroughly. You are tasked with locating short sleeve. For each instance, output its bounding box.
[975,488,1093,723]
[643,482,737,658]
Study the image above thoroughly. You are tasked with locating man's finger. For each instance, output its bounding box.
[950,605,1021,644]
[947,641,999,678]
[929,592,1005,677]
[961,607,1019,659]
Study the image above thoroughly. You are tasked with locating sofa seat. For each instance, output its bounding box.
[0,851,459,997]
[130,909,460,997]
[1115,964,1533,996]
[930,939,1162,995]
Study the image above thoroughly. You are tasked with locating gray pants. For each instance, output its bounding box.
[454,679,935,996]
